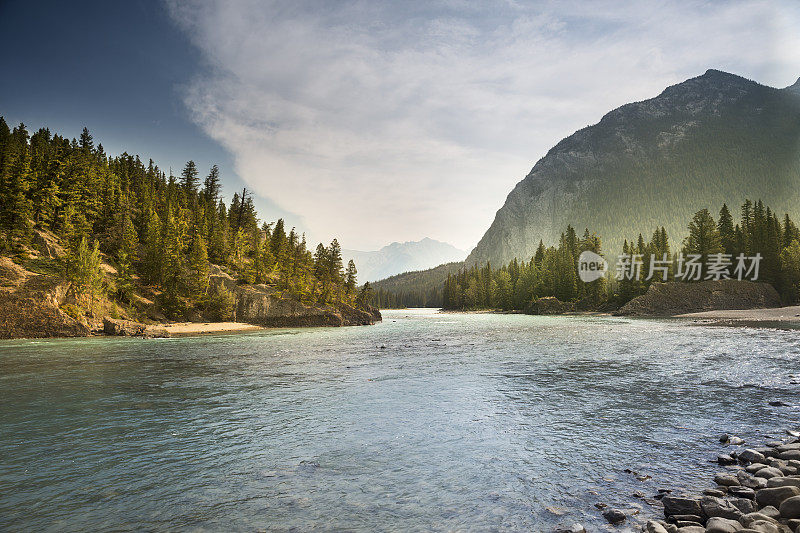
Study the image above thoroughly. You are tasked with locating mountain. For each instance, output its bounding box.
[467,69,800,266]
[370,261,464,308]
[344,238,466,282]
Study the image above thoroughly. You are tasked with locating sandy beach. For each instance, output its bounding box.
[157,322,265,336]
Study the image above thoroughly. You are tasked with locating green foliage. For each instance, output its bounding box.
[384,199,798,311]
[60,303,85,323]
[206,283,235,321]
[780,240,800,304]
[64,236,103,309]
[0,117,369,319]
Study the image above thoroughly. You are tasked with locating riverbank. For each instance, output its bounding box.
[159,321,265,336]
[676,306,800,328]
[0,251,381,339]
[592,425,800,532]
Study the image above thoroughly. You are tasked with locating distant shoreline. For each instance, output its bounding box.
[675,306,800,328]
[430,306,800,328]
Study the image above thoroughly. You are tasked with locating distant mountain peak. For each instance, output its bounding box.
[701,68,740,79]
[345,238,467,282]
[786,77,800,94]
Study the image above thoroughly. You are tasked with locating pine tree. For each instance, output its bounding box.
[203,164,221,203]
[65,236,104,309]
[683,208,723,279]
[188,226,210,299]
[79,127,93,153]
[345,259,358,302]
[142,207,163,285]
[718,203,736,255]
[180,160,199,193]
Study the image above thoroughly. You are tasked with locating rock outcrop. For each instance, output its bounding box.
[0,259,88,338]
[212,274,382,328]
[615,280,781,317]
[0,258,380,339]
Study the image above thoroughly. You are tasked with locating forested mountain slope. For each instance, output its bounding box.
[0,118,378,337]
[467,69,800,266]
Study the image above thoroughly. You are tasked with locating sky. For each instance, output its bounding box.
[2,1,800,251]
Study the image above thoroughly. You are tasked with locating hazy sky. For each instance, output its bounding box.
[2,1,800,251]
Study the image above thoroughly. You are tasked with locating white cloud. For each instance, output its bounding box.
[167,0,800,250]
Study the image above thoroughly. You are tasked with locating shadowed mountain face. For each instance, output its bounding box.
[467,69,800,266]
[345,238,466,282]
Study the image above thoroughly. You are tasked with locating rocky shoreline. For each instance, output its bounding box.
[582,428,800,533]
[0,256,381,339]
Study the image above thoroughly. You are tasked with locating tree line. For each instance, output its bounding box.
[0,118,370,319]
[434,200,800,311]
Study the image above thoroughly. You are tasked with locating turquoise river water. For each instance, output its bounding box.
[1,309,799,531]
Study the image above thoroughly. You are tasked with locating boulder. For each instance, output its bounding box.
[668,515,704,525]
[780,495,800,519]
[215,278,382,327]
[103,317,147,336]
[602,508,626,524]
[716,473,742,486]
[781,451,800,461]
[754,486,800,508]
[702,495,743,519]
[729,487,757,500]
[706,517,744,532]
[675,527,706,533]
[740,450,767,464]
[744,522,780,533]
[645,521,671,533]
[757,506,780,520]
[615,280,781,316]
[662,496,703,518]
[755,467,784,479]
[738,471,768,489]
[729,497,757,514]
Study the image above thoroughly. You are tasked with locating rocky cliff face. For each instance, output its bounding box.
[467,70,800,266]
[210,273,381,328]
[0,258,89,339]
[615,280,781,317]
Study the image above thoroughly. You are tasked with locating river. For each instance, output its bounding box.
[1,309,799,531]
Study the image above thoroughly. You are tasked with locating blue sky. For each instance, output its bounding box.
[0,0,298,232]
[2,1,799,251]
